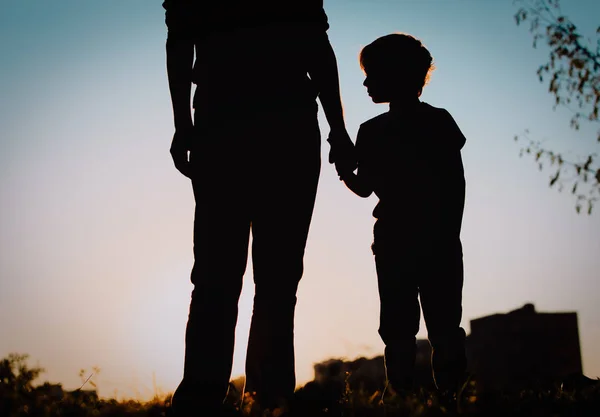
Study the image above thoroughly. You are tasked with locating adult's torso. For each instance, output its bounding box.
[189,1,327,118]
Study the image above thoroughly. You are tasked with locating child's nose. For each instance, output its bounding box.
[363,77,369,87]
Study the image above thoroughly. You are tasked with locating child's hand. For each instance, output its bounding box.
[335,161,355,181]
[334,151,357,181]
[340,169,372,198]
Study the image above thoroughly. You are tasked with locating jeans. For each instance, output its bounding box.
[172,108,321,415]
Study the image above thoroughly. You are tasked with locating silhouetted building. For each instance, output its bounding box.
[314,356,385,392]
[466,303,583,391]
[313,340,435,391]
[311,303,585,392]
[33,382,65,401]
[67,389,99,402]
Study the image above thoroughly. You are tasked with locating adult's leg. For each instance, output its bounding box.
[373,226,421,391]
[244,111,321,409]
[419,244,467,393]
[173,124,252,416]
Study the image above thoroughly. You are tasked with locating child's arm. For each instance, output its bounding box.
[340,125,373,198]
[341,171,372,198]
[426,109,467,240]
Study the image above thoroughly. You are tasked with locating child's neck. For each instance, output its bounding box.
[389,98,421,114]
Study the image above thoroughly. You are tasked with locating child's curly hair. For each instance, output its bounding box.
[359,33,435,96]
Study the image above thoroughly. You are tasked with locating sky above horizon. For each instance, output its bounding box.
[1,0,599,400]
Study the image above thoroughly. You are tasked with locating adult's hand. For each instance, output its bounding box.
[327,128,357,180]
[170,125,194,179]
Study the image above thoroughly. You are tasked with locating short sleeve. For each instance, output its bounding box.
[440,109,466,151]
[292,0,329,31]
[163,0,196,40]
[313,1,330,31]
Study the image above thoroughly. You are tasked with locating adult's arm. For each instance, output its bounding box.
[164,0,195,177]
[306,32,345,131]
[304,3,355,170]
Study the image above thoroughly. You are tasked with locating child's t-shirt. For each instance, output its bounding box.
[355,101,467,247]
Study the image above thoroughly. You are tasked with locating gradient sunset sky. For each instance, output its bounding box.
[1,0,599,400]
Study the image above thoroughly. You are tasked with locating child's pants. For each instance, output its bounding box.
[372,220,467,392]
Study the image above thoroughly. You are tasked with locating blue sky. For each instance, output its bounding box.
[1,0,599,399]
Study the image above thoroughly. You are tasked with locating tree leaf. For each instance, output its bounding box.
[583,155,593,171]
[512,0,599,215]
[550,171,560,186]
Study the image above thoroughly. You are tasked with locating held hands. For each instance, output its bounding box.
[170,124,194,179]
[327,127,357,180]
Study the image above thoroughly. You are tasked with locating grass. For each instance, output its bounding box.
[2,353,599,417]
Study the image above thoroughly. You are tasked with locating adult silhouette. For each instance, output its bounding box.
[163,1,355,415]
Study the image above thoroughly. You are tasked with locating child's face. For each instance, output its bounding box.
[363,66,414,104]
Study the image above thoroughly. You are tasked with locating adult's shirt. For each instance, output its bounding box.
[163,0,330,118]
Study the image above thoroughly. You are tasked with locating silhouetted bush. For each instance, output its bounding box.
[1,353,599,417]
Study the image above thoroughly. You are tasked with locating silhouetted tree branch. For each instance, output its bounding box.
[513,0,600,214]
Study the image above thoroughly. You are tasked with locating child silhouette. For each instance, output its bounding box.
[339,33,468,399]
